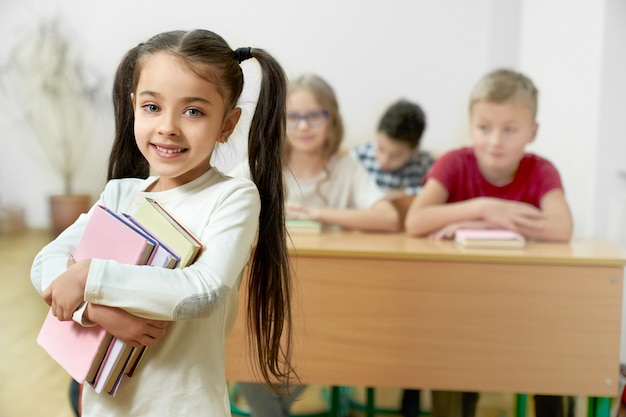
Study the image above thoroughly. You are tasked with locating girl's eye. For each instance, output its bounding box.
[185,108,205,117]
[479,125,490,132]
[143,104,159,113]
[505,127,517,133]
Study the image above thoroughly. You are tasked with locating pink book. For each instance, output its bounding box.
[36,205,156,385]
[37,309,112,383]
[454,228,526,249]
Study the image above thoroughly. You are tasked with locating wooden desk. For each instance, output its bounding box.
[226,232,626,404]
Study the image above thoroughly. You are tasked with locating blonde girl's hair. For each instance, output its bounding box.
[283,73,344,164]
[469,68,539,119]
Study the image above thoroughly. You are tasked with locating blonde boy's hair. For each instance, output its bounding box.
[469,68,539,119]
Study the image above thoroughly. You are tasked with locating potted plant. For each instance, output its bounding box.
[0,20,106,235]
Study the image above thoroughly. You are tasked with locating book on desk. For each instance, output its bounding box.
[454,228,526,249]
[285,219,322,235]
[37,199,201,395]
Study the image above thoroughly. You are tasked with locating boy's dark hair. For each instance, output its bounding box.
[107,30,294,390]
[377,99,427,149]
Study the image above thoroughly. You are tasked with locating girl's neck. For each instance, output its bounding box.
[287,150,328,180]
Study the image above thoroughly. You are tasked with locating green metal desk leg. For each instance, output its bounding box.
[366,387,375,417]
[588,397,597,417]
[330,386,341,417]
[593,397,611,417]
[515,394,527,417]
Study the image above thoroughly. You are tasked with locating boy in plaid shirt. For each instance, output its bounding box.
[351,99,435,199]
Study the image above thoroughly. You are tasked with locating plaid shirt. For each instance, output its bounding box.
[350,143,435,195]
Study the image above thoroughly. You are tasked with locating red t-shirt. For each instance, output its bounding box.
[424,147,563,208]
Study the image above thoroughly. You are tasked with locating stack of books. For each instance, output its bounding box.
[36,197,203,396]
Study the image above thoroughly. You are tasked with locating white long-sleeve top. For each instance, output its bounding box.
[284,153,385,210]
[31,168,260,417]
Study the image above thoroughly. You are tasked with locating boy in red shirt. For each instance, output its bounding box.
[405,68,573,417]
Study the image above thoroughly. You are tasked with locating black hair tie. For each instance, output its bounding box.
[234,47,252,63]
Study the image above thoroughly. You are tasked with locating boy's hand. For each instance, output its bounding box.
[86,303,169,348]
[430,220,491,240]
[481,198,545,231]
[43,259,91,321]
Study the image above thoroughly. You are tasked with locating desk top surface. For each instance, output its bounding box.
[10,229,626,267]
[287,232,626,267]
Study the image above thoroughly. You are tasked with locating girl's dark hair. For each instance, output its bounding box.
[107,30,294,389]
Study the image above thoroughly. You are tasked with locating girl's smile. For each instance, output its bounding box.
[151,143,188,158]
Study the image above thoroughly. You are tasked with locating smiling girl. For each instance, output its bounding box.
[31,29,294,417]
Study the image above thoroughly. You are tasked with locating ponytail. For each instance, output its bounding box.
[246,48,295,389]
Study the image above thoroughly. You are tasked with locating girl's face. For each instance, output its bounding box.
[286,88,329,157]
[470,100,537,185]
[132,53,240,190]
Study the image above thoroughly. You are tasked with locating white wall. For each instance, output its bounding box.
[517,0,626,242]
[0,0,623,245]
[597,0,626,247]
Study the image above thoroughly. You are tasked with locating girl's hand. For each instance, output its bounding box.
[43,259,91,321]
[286,203,319,221]
[86,304,169,348]
[481,198,545,231]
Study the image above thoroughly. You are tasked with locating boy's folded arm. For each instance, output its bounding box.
[405,179,484,236]
[517,189,573,242]
[406,201,486,237]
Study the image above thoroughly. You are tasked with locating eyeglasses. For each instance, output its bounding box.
[286,110,329,130]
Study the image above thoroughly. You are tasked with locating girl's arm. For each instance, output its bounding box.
[31,214,88,296]
[42,181,260,322]
[299,156,401,232]
[85,303,168,348]
[314,199,401,232]
[44,256,169,347]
